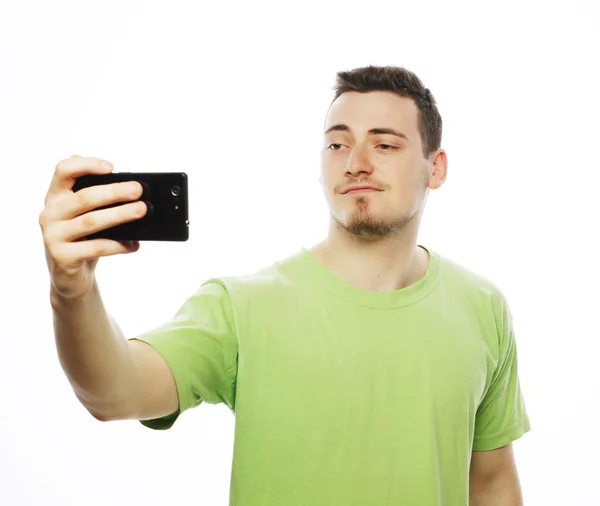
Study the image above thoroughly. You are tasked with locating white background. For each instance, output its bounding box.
[1,1,599,504]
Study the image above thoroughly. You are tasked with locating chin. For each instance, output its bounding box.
[333,210,394,238]
[332,205,415,238]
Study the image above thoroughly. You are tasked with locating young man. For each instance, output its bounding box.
[43,65,530,505]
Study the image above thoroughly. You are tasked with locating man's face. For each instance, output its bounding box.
[320,91,438,238]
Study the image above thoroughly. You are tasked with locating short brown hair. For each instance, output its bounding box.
[331,65,442,158]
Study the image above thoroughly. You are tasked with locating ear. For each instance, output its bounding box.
[427,149,448,190]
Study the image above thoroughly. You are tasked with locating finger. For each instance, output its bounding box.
[55,237,141,266]
[57,180,143,221]
[48,155,114,197]
[63,200,147,242]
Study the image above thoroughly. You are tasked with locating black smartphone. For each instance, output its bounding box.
[72,172,189,242]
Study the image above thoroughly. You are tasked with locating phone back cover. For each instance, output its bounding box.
[72,172,189,241]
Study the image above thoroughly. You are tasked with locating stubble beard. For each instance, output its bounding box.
[333,196,414,239]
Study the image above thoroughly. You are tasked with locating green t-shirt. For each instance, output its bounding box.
[130,245,530,505]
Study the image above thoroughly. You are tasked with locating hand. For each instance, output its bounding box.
[39,155,147,302]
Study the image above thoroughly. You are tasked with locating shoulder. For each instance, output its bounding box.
[436,251,511,325]
[199,249,306,299]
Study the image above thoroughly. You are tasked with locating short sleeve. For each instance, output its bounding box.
[473,300,531,451]
[129,280,238,430]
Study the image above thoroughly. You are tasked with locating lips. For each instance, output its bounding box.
[342,185,381,194]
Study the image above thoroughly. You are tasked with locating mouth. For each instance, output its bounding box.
[341,186,382,194]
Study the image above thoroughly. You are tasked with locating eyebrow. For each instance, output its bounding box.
[324,124,409,141]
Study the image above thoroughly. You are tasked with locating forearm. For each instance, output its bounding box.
[470,478,523,506]
[51,278,136,419]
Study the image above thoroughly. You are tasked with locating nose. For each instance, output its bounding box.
[345,144,374,176]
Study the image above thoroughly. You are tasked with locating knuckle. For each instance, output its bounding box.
[55,160,71,178]
[120,181,132,196]
[55,155,80,176]
[42,225,60,250]
[39,202,57,228]
[45,192,60,208]
[75,189,92,209]
[81,212,96,230]
[46,240,63,263]
[55,159,66,174]
[124,202,139,217]
[38,209,47,228]
[90,243,106,258]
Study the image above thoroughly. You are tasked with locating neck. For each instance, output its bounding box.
[310,219,430,293]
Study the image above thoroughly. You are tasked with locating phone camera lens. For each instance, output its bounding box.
[171,185,181,197]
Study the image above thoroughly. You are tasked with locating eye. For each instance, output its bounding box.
[327,143,343,151]
[378,144,398,151]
